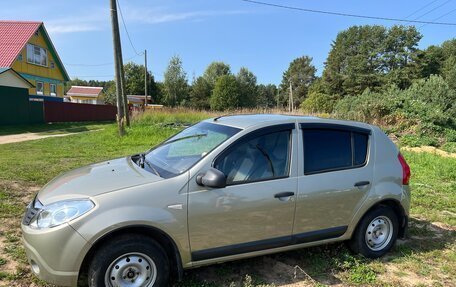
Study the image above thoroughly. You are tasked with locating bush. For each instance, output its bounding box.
[400,134,439,147]
[333,87,400,122]
[300,92,337,113]
[441,142,456,153]
[333,76,456,144]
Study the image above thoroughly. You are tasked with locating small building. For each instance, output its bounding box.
[0,20,70,98]
[0,67,44,125]
[67,86,104,104]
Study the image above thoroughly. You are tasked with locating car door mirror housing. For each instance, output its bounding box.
[196,168,227,188]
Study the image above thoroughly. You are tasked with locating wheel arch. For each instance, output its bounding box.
[77,225,183,286]
[351,199,408,239]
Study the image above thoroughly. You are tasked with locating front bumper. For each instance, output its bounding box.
[21,222,90,287]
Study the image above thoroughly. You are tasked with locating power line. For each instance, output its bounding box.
[116,0,142,56]
[70,75,115,78]
[412,0,452,20]
[403,0,441,19]
[420,6,456,27]
[65,54,140,67]
[240,0,456,26]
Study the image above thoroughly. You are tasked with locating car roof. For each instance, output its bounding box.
[203,114,373,130]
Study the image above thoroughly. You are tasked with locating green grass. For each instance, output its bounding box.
[402,150,456,226]
[0,109,454,287]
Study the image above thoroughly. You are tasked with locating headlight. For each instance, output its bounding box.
[30,199,95,229]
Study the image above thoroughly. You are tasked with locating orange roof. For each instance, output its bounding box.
[0,21,42,67]
[67,86,104,97]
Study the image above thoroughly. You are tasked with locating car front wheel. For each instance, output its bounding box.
[88,234,169,287]
[349,206,398,258]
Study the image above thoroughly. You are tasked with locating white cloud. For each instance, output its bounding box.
[46,24,101,34]
[44,8,109,35]
[122,8,251,24]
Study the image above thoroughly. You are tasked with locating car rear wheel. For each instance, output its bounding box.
[88,234,169,287]
[349,206,398,258]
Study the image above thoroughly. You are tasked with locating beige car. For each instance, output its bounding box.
[21,114,411,287]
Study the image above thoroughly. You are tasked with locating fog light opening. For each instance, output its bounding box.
[31,260,40,275]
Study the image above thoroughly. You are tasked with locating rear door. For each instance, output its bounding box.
[293,123,374,240]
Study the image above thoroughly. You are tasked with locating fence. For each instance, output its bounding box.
[0,86,43,125]
[43,101,117,122]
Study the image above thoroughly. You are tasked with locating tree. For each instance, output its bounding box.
[123,62,158,100]
[257,84,277,108]
[102,82,117,105]
[382,25,422,88]
[322,25,422,96]
[203,61,231,87]
[163,55,188,107]
[279,56,316,108]
[236,67,258,108]
[416,45,444,78]
[323,25,387,96]
[189,76,211,110]
[210,75,241,111]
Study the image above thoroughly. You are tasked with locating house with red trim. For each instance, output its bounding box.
[66,86,105,104]
[0,20,69,98]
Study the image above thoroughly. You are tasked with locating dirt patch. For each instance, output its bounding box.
[380,264,435,287]
[0,129,102,145]
[0,132,77,145]
[402,146,456,158]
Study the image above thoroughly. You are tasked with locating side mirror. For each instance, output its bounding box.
[196,168,226,188]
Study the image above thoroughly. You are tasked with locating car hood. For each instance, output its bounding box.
[37,157,162,205]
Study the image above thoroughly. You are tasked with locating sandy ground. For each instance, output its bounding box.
[0,132,76,145]
[0,129,102,145]
[401,146,456,158]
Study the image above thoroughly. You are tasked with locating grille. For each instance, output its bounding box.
[22,198,42,225]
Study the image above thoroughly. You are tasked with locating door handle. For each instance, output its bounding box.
[274,192,295,199]
[354,181,370,187]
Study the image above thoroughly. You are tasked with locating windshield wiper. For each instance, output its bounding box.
[138,153,161,177]
[163,133,207,146]
[144,159,161,177]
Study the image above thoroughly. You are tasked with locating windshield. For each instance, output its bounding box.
[142,122,241,178]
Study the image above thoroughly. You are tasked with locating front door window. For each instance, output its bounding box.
[214,130,291,184]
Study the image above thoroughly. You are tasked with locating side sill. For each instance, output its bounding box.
[191,226,347,261]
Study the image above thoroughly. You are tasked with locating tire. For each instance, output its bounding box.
[88,234,169,287]
[348,206,398,258]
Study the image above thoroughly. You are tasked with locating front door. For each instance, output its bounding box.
[188,124,298,261]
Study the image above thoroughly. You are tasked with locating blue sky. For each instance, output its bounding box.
[2,0,456,84]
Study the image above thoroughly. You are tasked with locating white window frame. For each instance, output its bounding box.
[50,84,57,96]
[36,81,44,95]
[26,43,48,67]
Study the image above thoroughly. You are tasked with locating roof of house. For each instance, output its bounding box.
[67,86,104,97]
[0,20,70,81]
[0,67,34,88]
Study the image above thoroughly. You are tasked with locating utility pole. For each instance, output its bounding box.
[144,49,148,111]
[110,0,125,135]
[120,61,130,127]
[276,87,280,110]
[288,80,294,112]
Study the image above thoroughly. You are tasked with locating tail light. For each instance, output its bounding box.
[398,153,411,185]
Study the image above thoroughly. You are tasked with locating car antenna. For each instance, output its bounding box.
[213,114,229,121]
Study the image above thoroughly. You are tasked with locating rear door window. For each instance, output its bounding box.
[302,127,369,175]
